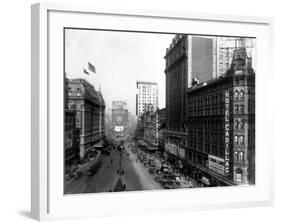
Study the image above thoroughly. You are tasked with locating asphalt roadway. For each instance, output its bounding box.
[64,142,162,194]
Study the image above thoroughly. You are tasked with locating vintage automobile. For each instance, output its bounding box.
[87,161,102,176]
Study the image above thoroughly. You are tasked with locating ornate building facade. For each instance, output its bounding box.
[185,48,255,186]
[65,78,106,160]
[112,101,128,133]
[64,110,79,169]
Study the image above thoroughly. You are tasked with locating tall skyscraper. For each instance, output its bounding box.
[164,35,216,131]
[164,34,256,131]
[136,81,158,117]
[187,35,215,84]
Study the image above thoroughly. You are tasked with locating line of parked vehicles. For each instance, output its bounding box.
[133,144,194,189]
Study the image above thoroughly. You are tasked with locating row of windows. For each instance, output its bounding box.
[188,132,246,147]
[188,106,226,116]
[188,120,224,130]
[234,135,245,145]
[234,119,245,129]
[234,151,244,162]
[234,104,245,114]
[234,89,245,100]
[189,131,224,141]
[234,77,246,86]
[188,86,249,110]
[189,93,224,108]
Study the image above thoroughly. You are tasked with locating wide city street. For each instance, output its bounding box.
[64,140,163,194]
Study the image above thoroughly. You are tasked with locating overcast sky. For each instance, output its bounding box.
[65,29,174,115]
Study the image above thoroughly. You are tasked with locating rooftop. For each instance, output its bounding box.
[136,81,158,86]
[165,34,185,56]
[66,78,105,107]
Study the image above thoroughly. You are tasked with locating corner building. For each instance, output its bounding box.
[66,78,106,160]
[185,48,255,186]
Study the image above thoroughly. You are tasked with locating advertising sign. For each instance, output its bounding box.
[178,147,185,159]
[165,143,177,155]
[208,155,225,175]
[112,101,126,110]
[112,109,128,126]
[224,91,230,175]
[236,173,242,182]
[114,126,124,132]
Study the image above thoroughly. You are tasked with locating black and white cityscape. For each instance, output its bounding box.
[64,29,256,194]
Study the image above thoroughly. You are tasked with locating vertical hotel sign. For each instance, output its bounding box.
[224,91,230,175]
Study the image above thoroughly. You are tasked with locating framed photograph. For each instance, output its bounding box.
[31,2,274,221]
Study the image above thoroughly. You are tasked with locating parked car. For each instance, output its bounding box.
[87,161,102,176]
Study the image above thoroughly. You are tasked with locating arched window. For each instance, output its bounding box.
[241,120,245,129]
[239,90,244,100]
[239,135,245,145]
[238,120,242,129]
[234,90,239,99]
[239,105,244,114]
[239,152,244,162]
[235,105,239,114]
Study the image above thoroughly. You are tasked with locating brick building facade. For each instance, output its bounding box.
[65,78,105,160]
[185,48,255,186]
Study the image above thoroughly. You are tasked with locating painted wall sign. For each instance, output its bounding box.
[224,91,230,174]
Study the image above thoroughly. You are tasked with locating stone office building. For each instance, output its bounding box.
[65,78,106,160]
[64,110,79,169]
[136,81,158,117]
[112,101,128,133]
[164,34,214,164]
[185,48,255,186]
